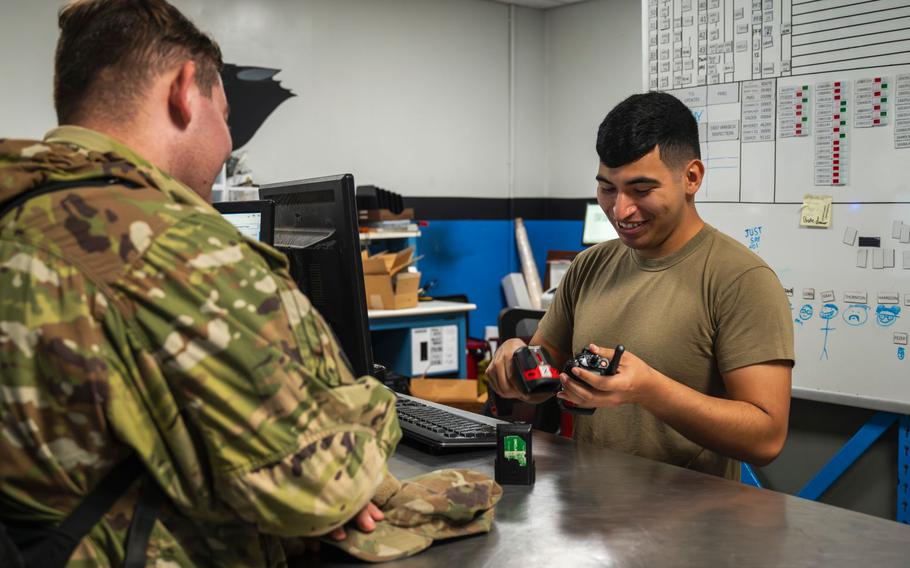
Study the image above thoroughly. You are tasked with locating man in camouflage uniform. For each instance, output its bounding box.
[0,1,399,565]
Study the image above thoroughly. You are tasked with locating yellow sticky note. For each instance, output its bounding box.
[801,194,833,228]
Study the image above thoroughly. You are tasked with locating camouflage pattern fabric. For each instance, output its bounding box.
[324,469,502,562]
[0,126,401,567]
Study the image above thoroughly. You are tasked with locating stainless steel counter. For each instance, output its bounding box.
[312,432,910,567]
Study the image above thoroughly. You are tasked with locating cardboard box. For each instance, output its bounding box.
[409,378,488,414]
[362,247,421,309]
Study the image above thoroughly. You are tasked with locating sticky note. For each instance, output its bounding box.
[857,249,868,268]
[843,227,857,245]
[800,194,832,228]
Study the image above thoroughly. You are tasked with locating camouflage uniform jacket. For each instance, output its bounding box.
[0,126,401,567]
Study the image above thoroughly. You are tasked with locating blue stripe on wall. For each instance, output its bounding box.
[418,219,585,338]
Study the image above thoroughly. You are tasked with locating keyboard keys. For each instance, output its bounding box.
[395,397,498,445]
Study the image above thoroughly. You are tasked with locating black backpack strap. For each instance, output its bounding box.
[123,477,165,568]
[0,523,27,568]
[10,454,160,568]
[21,455,145,567]
[2,178,162,566]
[58,454,145,542]
[0,177,137,221]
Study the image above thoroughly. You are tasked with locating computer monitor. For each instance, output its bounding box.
[581,202,619,246]
[259,174,373,378]
[213,200,275,245]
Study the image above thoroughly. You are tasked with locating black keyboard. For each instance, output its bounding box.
[395,393,506,449]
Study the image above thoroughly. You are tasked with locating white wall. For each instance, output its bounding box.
[512,6,547,198]
[178,0,516,197]
[0,0,640,201]
[545,0,642,198]
[0,1,59,138]
[0,0,531,199]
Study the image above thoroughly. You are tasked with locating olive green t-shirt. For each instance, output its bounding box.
[537,224,794,479]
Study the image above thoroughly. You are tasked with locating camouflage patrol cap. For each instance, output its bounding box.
[324,468,503,562]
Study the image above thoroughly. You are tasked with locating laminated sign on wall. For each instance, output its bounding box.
[411,325,458,375]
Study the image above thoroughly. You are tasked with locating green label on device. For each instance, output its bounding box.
[504,435,527,467]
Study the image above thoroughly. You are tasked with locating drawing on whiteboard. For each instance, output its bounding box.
[875,305,901,327]
[795,303,813,326]
[745,226,762,250]
[842,304,869,327]
[819,303,839,360]
[899,347,906,361]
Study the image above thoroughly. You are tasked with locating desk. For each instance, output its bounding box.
[369,300,476,377]
[316,433,910,567]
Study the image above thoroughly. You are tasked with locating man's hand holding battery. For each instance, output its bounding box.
[486,338,556,404]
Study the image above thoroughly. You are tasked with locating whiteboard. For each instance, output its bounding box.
[642,0,910,412]
[701,203,910,413]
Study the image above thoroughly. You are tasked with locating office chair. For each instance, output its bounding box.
[498,308,546,345]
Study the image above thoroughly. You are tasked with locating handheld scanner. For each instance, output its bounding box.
[512,345,561,394]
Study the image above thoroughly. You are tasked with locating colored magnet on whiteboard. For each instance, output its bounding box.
[844,292,868,304]
[878,292,900,305]
[858,236,880,248]
[802,288,815,300]
[843,227,858,246]
[821,290,836,302]
[894,333,909,346]
[872,249,885,269]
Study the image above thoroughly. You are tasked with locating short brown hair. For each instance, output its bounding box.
[54,0,223,124]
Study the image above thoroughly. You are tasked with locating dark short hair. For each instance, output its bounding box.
[54,0,223,124]
[596,91,700,169]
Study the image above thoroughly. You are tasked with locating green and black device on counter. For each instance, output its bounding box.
[495,422,535,485]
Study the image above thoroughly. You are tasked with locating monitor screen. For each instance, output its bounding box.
[222,212,262,241]
[213,200,275,245]
[259,175,373,378]
[581,202,619,246]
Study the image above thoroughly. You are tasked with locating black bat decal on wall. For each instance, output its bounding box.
[221,64,296,150]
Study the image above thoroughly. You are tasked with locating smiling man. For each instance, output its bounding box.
[487,92,794,479]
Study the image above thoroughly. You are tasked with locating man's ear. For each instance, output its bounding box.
[168,60,197,129]
[684,158,705,197]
